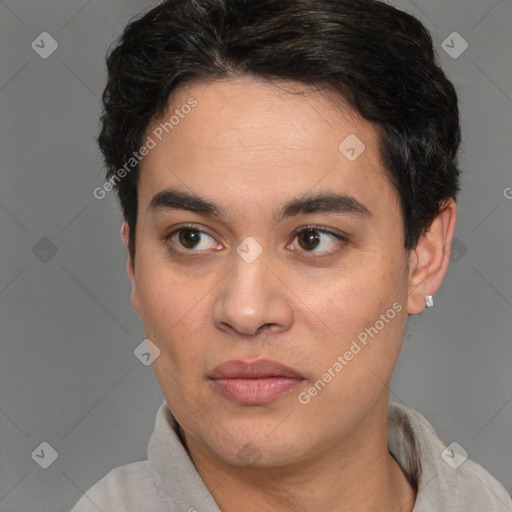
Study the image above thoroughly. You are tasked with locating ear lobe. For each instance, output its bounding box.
[121,222,140,315]
[121,221,130,247]
[407,198,457,315]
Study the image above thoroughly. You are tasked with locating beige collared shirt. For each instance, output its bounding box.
[71,401,512,511]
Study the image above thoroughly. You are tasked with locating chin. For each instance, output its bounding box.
[206,429,306,469]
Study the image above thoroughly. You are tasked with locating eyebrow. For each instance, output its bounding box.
[148,188,372,222]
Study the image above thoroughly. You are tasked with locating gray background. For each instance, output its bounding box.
[1,0,511,510]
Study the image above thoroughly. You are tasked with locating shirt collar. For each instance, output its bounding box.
[148,399,510,512]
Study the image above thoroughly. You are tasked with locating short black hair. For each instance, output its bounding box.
[98,0,461,261]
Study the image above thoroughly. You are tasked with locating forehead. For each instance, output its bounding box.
[138,77,397,222]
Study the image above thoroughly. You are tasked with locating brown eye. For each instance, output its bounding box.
[165,225,222,253]
[178,228,201,249]
[297,229,321,251]
[290,226,345,255]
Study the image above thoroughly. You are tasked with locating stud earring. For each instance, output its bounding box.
[425,295,434,308]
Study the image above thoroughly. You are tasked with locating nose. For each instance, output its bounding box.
[212,249,293,337]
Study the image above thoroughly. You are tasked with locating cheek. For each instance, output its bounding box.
[300,254,408,372]
[304,258,402,327]
[135,258,210,361]
[299,291,407,431]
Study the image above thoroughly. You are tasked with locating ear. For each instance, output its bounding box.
[121,221,140,315]
[407,198,457,315]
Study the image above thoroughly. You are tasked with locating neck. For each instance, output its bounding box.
[180,394,416,512]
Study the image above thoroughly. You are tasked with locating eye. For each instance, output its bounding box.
[165,225,222,252]
[163,224,346,257]
[288,226,346,256]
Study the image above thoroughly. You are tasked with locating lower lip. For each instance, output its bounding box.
[210,377,304,404]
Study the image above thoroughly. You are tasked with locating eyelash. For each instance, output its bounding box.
[290,225,347,257]
[163,223,347,258]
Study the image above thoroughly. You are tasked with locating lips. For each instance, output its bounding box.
[209,359,305,404]
[209,359,304,379]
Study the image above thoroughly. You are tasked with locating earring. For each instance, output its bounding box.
[425,295,434,308]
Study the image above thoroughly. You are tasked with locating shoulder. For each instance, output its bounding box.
[70,459,160,512]
[388,402,512,511]
[449,456,512,511]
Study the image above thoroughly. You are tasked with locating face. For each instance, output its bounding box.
[128,77,413,468]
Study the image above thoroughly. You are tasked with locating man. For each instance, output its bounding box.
[73,0,512,510]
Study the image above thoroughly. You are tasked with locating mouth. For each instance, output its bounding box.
[208,359,305,404]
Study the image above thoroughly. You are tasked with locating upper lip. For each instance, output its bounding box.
[209,359,304,380]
